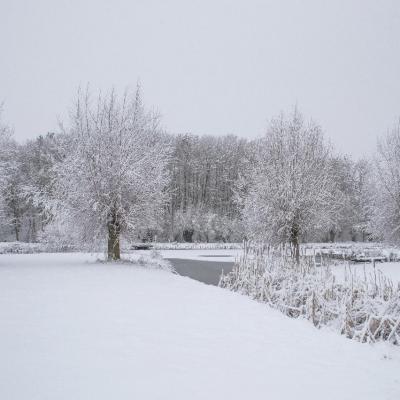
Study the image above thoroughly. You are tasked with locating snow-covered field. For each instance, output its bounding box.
[1,253,399,399]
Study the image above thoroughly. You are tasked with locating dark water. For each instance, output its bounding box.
[166,258,235,286]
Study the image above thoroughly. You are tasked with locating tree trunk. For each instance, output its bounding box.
[13,214,20,241]
[107,212,121,261]
[14,223,19,241]
[329,229,335,243]
[11,198,20,241]
[31,218,37,242]
[183,228,194,243]
[290,223,300,264]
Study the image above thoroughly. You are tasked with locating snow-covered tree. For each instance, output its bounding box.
[352,158,373,241]
[1,146,25,240]
[165,133,248,241]
[371,119,400,243]
[0,109,24,240]
[48,87,170,260]
[0,111,11,190]
[318,156,374,243]
[0,116,10,232]
[240,109,336,261]
[16,133,66,241]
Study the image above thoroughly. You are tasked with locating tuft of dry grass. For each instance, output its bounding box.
[220,243,400,345]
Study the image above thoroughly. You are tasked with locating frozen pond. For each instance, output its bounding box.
[156,249,400,286]
[166,258,234,285]
[158,249,241,262]
[156,249,239,285]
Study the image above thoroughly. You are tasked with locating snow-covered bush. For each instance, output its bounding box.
[168,206,243,243]
[0,241,77,254]
[302,242,400,262]
[220,243,400,345]
[96,249,174,272]
[127,250,175,272]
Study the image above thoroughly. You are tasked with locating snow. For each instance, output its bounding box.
[152,242,243,250]
[0,253,399,399]
[158,248,240,262]
[159,247,400,284]
[330,261,400,284]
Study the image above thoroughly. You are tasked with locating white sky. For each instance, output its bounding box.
[1,0,399,157]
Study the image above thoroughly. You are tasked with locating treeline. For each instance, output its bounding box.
[0,92,399,247]
[0,129,249,243]
[164,134,249,242]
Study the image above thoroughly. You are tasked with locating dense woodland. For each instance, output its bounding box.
[0,91,400,255]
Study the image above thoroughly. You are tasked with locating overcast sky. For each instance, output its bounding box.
[1,0,399,157]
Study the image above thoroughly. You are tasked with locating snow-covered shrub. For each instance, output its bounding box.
[0,242,46,254]
[128,250,175,272]
[302,242,400,262]
[168,207,243,243]
[0,241,77,254]
[220,243,400,345]
[97,249,174,272]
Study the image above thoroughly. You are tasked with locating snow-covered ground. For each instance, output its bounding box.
[330,261,400,284]
[1,253,399,399]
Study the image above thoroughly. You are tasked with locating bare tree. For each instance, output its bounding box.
[48,87,170,260]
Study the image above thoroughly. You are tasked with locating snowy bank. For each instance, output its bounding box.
[0,253,399,399]
[151,242,243,250]
[159,248,241,262]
